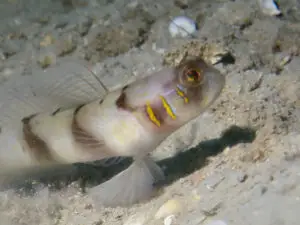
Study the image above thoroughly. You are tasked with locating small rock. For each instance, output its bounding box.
[226,169,249,187]
[40,34,55,47]
[155,199,182,219]
[199,200,222,217]
[38,55,54,69]
[84,203,93,210]
[271,52,292,74]
[35,16,50,25]
[56,35,77,56]
[203,174,225,190]
[242,70,263,92]
[277,54,292,68]
[237,172,248,183]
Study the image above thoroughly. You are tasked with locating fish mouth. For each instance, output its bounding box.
[209,69,225,101]
[198,68,225,110]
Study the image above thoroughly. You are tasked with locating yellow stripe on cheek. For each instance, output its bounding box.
[146,102,161,127]
[159,96,176,120]
[176,88,189,103]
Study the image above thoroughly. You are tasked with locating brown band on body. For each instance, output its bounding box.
[22,114,56,163]
[115,85,135,112]
[71,104,112,157]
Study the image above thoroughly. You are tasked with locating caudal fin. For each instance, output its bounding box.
[88,156,164,208]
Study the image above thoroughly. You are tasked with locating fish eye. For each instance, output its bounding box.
[182,66,203,86]
[176,57,206,87]
[185,68,202,83]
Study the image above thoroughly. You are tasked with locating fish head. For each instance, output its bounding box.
[169,56,225,123]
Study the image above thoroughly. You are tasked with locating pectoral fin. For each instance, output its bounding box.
[88,156,164,208]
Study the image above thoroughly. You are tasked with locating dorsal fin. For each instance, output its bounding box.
[0,59,108,130]
[29,59,109,106]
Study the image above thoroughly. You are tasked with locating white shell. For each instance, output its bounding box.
[168,16,197,38]
[164,215,176,225]
[258,0,281,16]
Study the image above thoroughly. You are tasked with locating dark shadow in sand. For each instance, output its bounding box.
[157,125,256,185]
[3,125,256,195]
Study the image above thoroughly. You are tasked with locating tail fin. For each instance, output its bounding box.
[88,156,164,208]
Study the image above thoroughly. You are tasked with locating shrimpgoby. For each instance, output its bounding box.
[0,56,225,207]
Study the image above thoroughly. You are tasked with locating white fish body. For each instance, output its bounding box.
[0,57,225,207]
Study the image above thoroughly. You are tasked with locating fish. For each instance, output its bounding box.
[0,56,225,207]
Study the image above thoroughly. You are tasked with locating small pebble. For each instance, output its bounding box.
[168,16,197,38]
[277,54,292,68]
[36,16,50,25]
[56,36,77,56]
[272,52,292,73]
[38,54,56,69]
[237,172,248,183]
[243,70,263,92]
[201,201,222,217]
[40,35,55,47]
[203,174,225,190]
[155,199,182,219]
